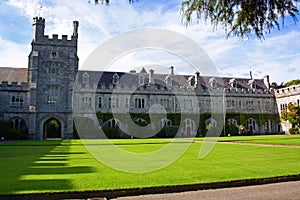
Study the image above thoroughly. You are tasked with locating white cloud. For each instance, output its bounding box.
[0,36,30,68]
[2,0,300,83]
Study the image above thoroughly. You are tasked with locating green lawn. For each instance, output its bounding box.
[218,135,300,146]
[191,135,300,146]
[0,136,300,194]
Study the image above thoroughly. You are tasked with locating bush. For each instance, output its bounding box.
[153,126,180,138]
[0,121,28,140]
[289,127,299,134]
[102,127,131,139]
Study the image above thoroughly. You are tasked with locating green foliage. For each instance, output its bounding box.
[289,127,299,134]
[181,0,299,39]
[281,103,300,128]
[96,112,280,138]
[101,127,130,139]
[91,0,136,5]
[154,126,180,138]
[223,123,239,136]
[0,121,28,140]
[283,79,300,87]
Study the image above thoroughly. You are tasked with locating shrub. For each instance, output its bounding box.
[289,127,299,135]
[0,121,28,140]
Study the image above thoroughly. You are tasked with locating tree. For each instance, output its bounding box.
[281,103,300,133]
[283,79,300,87]
[90,0,137,5]
[181,0,299,39]
[91,0,299,40]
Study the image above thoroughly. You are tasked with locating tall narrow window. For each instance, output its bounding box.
[108,97,112,108]
[125,98,129,108]
[135,98,145,108]
[138,75,145,85]
[98,97,102,108]
[47,86,59,104]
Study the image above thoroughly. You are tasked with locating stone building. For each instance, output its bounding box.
[275,85,300,134]
[0,17,296,139]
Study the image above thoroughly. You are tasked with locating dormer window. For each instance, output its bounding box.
[82,72,90,84]
[112,73,119,84]
[165,75,172,87]
[249,80,256,89]
[230,79,237,88]
[138,75,145,85]
[187,76,195,87]
[209,78,217,89]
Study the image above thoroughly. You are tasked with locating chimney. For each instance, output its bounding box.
[148,69,154,85]
[263,75,270,89]
[169,66,174,75]
[195,71,200,87]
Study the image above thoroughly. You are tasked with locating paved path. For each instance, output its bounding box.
[113,181,300,200]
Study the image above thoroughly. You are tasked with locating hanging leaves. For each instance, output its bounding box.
[181,0,299,39]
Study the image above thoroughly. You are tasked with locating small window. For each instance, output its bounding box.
[52,51,57,58]
[10,95,24,107]
[82,72,90,84]
[165,75,172,86]
[138,75,145,85]
[112,73,119,84]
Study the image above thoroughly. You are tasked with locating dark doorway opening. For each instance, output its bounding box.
[44,118,61,139]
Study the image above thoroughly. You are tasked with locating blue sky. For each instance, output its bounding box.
[0,0,300,84]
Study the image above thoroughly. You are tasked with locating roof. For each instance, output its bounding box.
[0,67,27,84]
[77,70,268,90]
[0,67,267,90]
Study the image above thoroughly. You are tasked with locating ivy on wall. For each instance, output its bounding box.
[95,111,280,137]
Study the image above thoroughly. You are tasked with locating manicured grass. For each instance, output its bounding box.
[1,137,300,194]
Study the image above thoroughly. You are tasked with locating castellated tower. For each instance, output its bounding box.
[27,17,79,139]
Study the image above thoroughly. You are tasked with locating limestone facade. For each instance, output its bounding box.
[0,17,297,139]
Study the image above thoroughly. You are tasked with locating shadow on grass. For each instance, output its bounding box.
[0,140,95,194]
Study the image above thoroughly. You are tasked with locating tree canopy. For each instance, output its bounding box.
[281,103,300,133]
[181,0,299,39]
[91,0,299,39]
[283,79,300,87]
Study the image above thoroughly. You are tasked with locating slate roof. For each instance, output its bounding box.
[0,67,267,90]
[77,70,268,90]
[0,67,27,84]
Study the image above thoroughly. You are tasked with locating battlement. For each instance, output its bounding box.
[33,16,45,24]
[275,84,300,98]
[0,81,29,91]
[34,34,78,46]
[32,16,78,46]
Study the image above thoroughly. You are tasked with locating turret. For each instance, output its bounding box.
[32,17,45,42]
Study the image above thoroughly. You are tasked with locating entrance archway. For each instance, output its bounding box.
[43,118,61,139]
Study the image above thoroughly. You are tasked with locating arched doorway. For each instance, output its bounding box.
[43,118,61,139]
